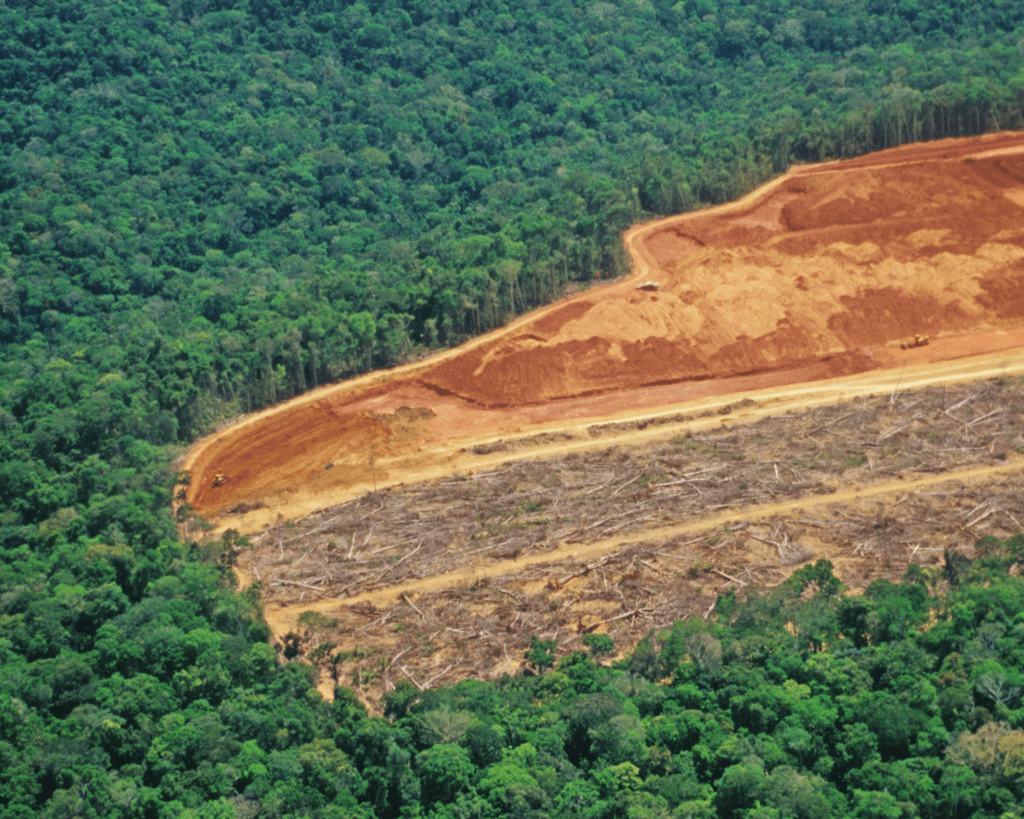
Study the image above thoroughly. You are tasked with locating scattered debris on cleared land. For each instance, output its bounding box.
[237,376,1024,700]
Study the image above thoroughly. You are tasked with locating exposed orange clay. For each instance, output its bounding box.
[183,131,1024,531]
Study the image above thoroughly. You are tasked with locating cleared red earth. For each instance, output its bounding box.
[183,131,1024,531]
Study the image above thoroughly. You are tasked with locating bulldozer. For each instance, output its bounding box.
[900,334,930,350]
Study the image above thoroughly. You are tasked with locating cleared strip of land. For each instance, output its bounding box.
[239,377,1024,700]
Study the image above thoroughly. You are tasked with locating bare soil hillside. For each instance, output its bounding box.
[183,132,1024,529]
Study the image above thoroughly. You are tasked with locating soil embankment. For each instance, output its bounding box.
[184,131,1024,530]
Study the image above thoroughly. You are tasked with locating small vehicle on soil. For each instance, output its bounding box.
[900,334,930,350]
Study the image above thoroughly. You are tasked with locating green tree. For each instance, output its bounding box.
[525,636,557,672]
[416,743,475,808]
[583,633,615,659]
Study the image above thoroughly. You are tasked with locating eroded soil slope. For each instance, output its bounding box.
[426,135,1024,404]
[184,132,1024,524]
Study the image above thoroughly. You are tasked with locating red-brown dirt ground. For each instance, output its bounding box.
[183,131,1024,529]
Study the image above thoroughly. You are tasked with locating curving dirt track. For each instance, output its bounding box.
[183,131,1024,532]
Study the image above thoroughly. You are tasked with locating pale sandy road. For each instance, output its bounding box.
[217,342,1024,535]
[263,456,1024,631]
[437,344,1024,468]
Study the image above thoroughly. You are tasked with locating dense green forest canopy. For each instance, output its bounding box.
[3,0,1024,434]
[7,531,1024,818]
[3,0,1024,817]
